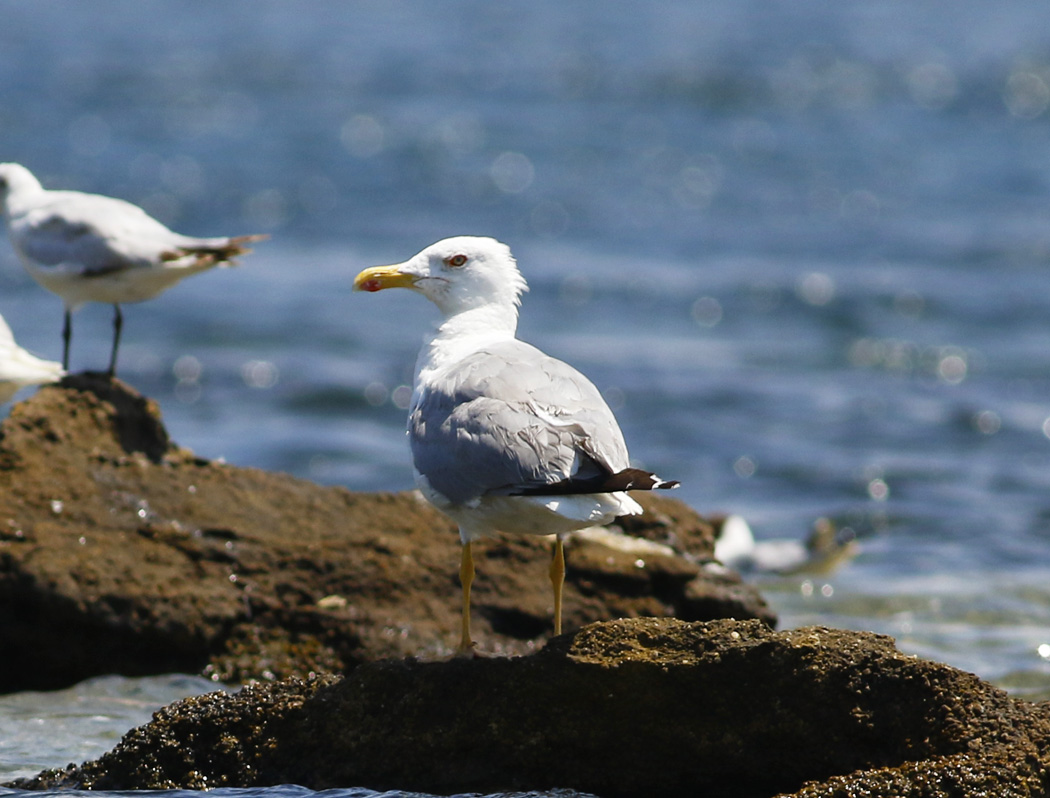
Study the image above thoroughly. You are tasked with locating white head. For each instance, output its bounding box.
[0,163,44,213]
[354,236,529,319]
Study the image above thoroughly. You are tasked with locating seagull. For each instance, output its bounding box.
[0,162,266,376]
[714,514,858,575]
[354,236,678,652]
[0,312,64,403]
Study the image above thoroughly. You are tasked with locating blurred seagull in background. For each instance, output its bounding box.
[355,236,678,652]
[0,162,266,376]
[0,312,63,403]
[714,514,858,575]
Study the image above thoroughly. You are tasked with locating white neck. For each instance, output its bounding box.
[415,303,518,383]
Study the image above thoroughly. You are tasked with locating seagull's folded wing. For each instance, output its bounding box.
[409,339,631,505]
[16,193,172,271]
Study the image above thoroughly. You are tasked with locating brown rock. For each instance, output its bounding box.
[11,618,1050,797]
[0,376,771,692]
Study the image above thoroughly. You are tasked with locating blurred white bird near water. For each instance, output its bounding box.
[0,312,63,403]
[714,515,858,575]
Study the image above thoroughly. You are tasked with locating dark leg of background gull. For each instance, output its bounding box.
[61,309,72,371]
[107,304,123,377]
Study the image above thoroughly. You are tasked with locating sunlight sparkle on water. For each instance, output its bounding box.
[974,410,1001,435]
[691,296,723,327]
[242,360,279,389]
[936,352,967,384]
[867,478,889,501]
[391,385,413,410]
[733,455,757,478]
[796,272,835,306]
[799,580,835,599]
[364,382,389,407]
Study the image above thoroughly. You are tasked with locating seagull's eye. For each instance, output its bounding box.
[445,254,468,268]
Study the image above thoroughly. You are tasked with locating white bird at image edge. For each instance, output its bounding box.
[354,236,678,653]
[0,313,63,403]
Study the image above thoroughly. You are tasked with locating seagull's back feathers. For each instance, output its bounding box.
[14,190,260,273]
[358,235,678,543]
[410,338,633,505]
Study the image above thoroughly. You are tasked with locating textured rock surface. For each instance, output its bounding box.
[12,617,1050,797]
[0,376,771,692]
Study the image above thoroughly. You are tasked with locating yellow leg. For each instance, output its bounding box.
[549,535,565,637]
[458,541,475,653]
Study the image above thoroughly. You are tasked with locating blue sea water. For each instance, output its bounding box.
[3,1,1050,793]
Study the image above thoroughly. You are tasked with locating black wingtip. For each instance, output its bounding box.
[618,468,679,492]
[510,467,680,497]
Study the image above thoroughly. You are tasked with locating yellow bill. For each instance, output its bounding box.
[353,264,417,293]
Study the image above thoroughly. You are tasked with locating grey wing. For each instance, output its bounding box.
[409,340,630,504]
[16,193,173,272]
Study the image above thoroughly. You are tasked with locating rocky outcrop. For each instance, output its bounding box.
[5,379,1048,796]
[0,376,771,692]
[12,617,1050,797]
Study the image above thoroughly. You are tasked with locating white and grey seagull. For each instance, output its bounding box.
[0,162,266,376]
[354,236,678,652]
[0,312,64,403]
